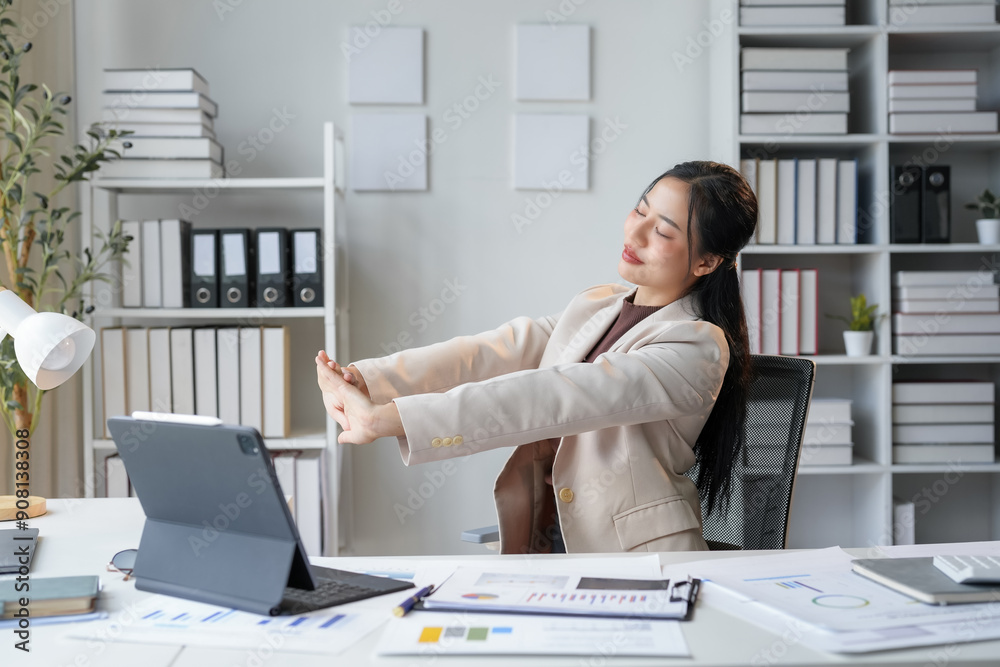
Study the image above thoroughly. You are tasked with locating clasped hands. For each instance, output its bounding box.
[315,350,404,444]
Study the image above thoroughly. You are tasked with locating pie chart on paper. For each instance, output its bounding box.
[462,593,499,600]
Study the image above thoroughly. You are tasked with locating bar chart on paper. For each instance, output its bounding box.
[376,612,690,657]
[70,594,386,653]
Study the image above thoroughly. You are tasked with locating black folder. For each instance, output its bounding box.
[220,228,255,308]
[922,165,951,243]
[190,229,220,308]
[890,165,922,244]
[255,228,290,308]
[291,229,323,307]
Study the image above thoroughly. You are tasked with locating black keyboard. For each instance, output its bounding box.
[276,568,414,615]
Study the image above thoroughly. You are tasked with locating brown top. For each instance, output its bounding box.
[583,292,663,362]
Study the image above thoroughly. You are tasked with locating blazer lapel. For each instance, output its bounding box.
[553,290,630,364]
[607,294,702,354]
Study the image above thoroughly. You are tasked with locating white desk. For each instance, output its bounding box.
[4,499,1000,666]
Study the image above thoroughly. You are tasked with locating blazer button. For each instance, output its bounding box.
[453,435,463,445]
[558,487,574,503]
[441,437,453,446]
[431,438,443,448]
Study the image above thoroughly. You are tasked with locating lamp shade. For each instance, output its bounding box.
[0,289,96,390]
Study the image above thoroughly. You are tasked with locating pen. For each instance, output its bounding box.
[393,584,435,617]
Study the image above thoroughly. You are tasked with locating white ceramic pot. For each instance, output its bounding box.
[976,219,1000,245]
[843,330,874,357]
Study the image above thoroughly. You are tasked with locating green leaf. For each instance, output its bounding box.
[4,130,21,150]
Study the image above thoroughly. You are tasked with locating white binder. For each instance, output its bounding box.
[141,220,162,307]
[148,328,172,413]
[238,327,263,432]
[262,326,290,438]
[101,327,127,438]
[121,220,143,307]
[170,328,195,415]
[216,328,241,424]
[193,327,218,418]
[124,328,150,414]
[160,219,191,308]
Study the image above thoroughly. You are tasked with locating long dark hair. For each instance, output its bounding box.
[642,161,757,516]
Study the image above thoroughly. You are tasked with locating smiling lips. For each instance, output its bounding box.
[622,246,643,265]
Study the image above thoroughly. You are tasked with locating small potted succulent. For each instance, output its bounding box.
[965,188,1000,245]
[827,294,883,356]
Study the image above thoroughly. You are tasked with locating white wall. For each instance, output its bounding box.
[72,0,724,555]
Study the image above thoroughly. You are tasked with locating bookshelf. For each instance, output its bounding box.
[78,122,347,555]
[712,0,1000,547]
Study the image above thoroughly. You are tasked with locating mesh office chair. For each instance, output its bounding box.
[461,354,816,551]
[685,354,815,550]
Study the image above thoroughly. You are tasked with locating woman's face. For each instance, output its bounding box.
[619,177,718,306]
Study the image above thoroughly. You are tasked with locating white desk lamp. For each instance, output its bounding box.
[0,286,96,519]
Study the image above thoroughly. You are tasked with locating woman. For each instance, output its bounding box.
[316,161,757,554]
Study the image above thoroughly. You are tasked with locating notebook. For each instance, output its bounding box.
[852,557,1000,605]
[0,528,38,574]
[1,575,100,618]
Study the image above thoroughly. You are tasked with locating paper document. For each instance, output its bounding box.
[705,581,1000,654]
[71,595,385,654]
[688,547,1000,632]
[376,611,689,657]
[423,567,693,619]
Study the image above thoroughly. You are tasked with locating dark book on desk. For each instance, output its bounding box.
[852,557,1000,605]
[1,575,100,619]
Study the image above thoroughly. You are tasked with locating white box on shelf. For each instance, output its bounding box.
[799,445,852,466]
[893,381,995,404]
[807,398,853,423]
[893,444,996,464]
[892,404,994,424]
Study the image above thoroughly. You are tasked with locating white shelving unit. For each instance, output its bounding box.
[711,0,1000,547]
[79,122,347,555]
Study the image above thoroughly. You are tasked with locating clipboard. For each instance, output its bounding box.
[412,573,701,621]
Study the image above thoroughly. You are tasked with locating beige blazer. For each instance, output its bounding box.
[352,284,729,554]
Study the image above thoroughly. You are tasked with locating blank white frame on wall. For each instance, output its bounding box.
[513,113,589,191]
[350,113,428,191]
[348,26,424,104]
[516,24,591,101]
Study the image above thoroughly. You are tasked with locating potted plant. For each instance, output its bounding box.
[0,4,130,510]
[826,294,882,356]
[965,188,1000,245]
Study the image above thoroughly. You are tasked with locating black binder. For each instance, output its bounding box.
[220,228,254,308]
[255,228,290,308]
[291,229,323,307]
[190,229,220,308]
[890,165,922,244]
[922,165,951,243]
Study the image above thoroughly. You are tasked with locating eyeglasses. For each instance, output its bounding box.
[107,548,138,581]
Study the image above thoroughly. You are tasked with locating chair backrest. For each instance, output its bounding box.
[684,354,816,550]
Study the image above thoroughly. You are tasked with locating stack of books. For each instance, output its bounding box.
[100,68,224,179]
[889,0,997,26]
[892,381,996,464]
[740,47,850,135]
[739,0,846,26]
[889,70,998,135]
[799,398,853,466]
[740,157,857,244]
[892,270,1000,356]
[741,268,819,355]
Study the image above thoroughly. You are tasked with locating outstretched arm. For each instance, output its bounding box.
[349,314,559,403]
